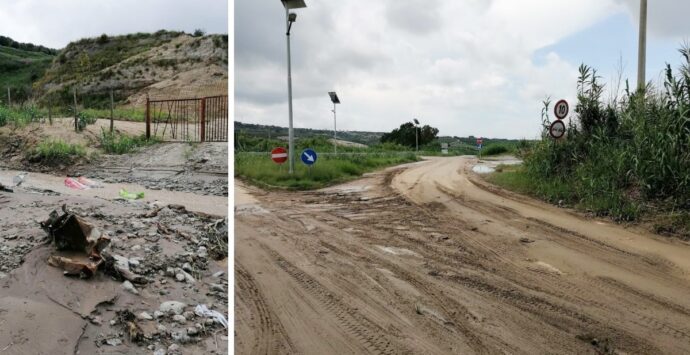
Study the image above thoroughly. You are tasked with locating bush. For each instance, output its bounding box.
[193,29,205,37]
[28,139,85,165]
[99,129,158,154]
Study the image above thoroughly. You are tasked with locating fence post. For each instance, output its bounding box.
[6,87,10,107]
[200,97,206,142]
[48,100,52,125]
[145,95,150,139]
[73,88,78,132]
[110,89,114,133]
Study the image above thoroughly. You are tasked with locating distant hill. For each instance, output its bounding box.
[235,121,385,146]
[235,121,524,148]
[0,36,57,103]
[34,30,228,107]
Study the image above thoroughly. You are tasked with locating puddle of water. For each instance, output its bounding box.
[376,245,420,257]
[472,165,496,174]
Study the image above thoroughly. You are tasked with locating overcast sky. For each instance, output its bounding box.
[0,0,228,48]
[235,0,690,139]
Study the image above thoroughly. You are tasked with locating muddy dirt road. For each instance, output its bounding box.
[235,156,690,354]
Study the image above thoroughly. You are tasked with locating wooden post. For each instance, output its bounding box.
[200,98,206,142]
[73,88,78,131]
[145,95,150,139]
[6,87,10,107]
[48,100,52,125]
[110,89,114,133]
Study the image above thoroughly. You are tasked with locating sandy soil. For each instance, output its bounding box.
[235,156,690,354]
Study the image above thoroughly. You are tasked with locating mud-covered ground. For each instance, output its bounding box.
[235,156,690,354]
[0,141,228,355]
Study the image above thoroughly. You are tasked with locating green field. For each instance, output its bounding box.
[0,45,55,103]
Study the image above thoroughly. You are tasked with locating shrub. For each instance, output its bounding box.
[99,129,158,154]
[193,29,205,37]
[28,140,85,165]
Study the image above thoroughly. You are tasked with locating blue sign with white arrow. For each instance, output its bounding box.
[301,148,317,166]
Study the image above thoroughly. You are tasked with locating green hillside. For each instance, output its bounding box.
[0,36,56,103]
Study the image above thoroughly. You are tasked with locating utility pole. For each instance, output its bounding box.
[637,0,647,92]
[73,88,78,131]
[332,102,337,154]
[110,89,114,132]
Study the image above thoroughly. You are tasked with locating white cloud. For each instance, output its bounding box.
[235,0,627,138]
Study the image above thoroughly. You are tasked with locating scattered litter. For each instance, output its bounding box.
[119,188,145,200]
[194,304,228,329]
[64,177,89,190]
[41,205,111,278]
[78,176,104,188]
[13,172,27,186]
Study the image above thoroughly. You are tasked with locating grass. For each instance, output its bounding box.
[235,151,419,190]
[27,139,86,165]
[99,129,159,154]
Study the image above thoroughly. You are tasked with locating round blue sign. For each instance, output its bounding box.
[301,148,317,166]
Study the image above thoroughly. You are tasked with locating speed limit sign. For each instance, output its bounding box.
[549,120,566,139]
[554,99,569,120]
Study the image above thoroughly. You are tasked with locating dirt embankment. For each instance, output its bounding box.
[235,156,690,354]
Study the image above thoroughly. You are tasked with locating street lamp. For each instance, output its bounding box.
[328,91,340,154]
[413,118,420,152]
[281,0,306,174]
[637,0,647,92]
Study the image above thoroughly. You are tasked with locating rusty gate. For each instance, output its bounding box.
[145,95,228,142]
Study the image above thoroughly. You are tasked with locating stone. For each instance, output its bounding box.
[154,311,164,319]
[210,283,224,292]
[138,312,153,321]
[154,349,166,355]
[181,262,192,272]
[172,314,186,323]
[159,301,186,315]
[175,273,185,282]
[187,327,199,336]
[122,280,139,295]
[106,338,122,346]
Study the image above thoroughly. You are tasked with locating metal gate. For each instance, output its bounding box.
[146,95,228,142]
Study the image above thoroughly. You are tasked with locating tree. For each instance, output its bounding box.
[193,29,206,37]
[380,121,439,147]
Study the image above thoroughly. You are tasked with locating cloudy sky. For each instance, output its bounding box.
[235,0,690,139]
[0,0,228,48]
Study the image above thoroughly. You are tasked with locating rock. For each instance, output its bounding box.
[168,343,180,352]
[138,312,153,320]
[128,258,140,267]
[90,316,103,325]
[154,311,164,319]
[122,280,139,295]
[181,262,192,272]
[175,273,185,282]
[182,311,194,320]
[204,318,214,326]
[187,327,199,336]
[166,267,176,277]
[160,301,186,315]
[210,283,224,292]
[106,338,122,346]
[157,324,167,332]
[172,314,187,323]
[171,330,190,344]
[131,245,142,251]
[154,349,166,355]
[212,271,224,278]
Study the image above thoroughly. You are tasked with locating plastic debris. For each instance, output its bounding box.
[40,205,110,278]
[194,304,228,329]
[13,172,27,186]
[78,176,103,188]
[64,177,89,190]
[119,188,145,200]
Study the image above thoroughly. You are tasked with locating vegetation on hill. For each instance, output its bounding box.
[0,36,56,103]
[489,49,690,238]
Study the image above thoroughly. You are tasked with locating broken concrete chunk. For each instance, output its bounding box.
[160,301,186,315]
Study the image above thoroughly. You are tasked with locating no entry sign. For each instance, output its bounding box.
[271,147,288,164]
[554,99,569,120]
[549,120,566,139]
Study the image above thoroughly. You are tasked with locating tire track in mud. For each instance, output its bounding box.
[235,261,295,354]
[256,242,403,355]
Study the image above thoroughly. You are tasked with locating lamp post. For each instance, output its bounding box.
[281,0,306,174]
[637,0,647,92]
[328,92,340,154]
[413,118,420,152]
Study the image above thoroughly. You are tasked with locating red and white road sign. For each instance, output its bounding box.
[554,99,569,120]
[271,147,288,164]
[549,120,566,139]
